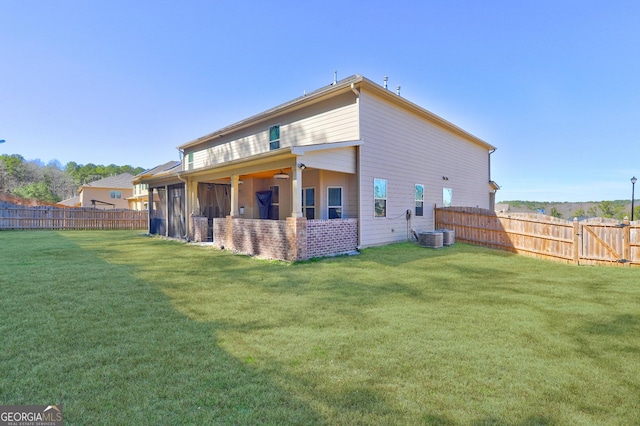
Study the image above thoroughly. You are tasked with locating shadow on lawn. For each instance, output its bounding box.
[54,232,572,424]
[581,313,640,336]
[6,232,325,425]
[355,241,518,267]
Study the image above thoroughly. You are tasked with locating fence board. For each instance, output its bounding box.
[435,207,639,267]
[0,205,148,230]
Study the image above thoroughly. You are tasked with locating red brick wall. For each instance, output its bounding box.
[212,217,358,261]
[190,215,208,242]
[306,219,358,259]
[213,218,226,248]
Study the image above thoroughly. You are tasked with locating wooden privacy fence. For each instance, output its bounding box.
[435,207,640,267]
[0,205,148,230]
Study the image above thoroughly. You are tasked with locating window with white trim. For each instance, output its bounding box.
[269,125,280,150]
[187,152,194,170]
[374,178,387,217]
[110,190,122,199]
[328,187,342,219]
[270,185,279,219]
[443,187,452,207]
[302,187,315,219]
[415,184,424,216]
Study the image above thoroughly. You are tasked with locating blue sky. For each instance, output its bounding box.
[1,1,638,202]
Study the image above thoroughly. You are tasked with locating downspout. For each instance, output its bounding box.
[488,148,496,182]
[351,83,360,99]
[488,148,497,210]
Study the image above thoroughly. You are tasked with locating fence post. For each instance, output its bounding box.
[623,217,631,263]
[573,217,580,265]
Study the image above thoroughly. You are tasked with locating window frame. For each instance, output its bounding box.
[443,187,452,207]
[302,187,316,219]
[269,185,280,219]
[187,152,194,170]
[374,178,387,218]
[269,124,280,150]
[415,184,424,217]
[110,190,122,199]
[327,186,343,219]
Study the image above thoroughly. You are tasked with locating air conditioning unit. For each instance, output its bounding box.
[436,229,455,246]
[418,231,443,248]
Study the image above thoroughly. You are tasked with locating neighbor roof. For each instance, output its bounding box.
[132,160,181,184]
[82,173,134,189]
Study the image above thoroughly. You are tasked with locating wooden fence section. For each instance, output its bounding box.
[435,207,640,267]
[0,205,148,230]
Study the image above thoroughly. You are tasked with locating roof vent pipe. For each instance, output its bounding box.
[384,76,388,89]
[333,71,337,85]
[396,85,401,96]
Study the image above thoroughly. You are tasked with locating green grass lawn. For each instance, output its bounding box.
[1,231,639,425]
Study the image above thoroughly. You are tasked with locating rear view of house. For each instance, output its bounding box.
[140,74,498,260]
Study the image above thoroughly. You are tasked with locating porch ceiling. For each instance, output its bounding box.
[197,167,293,184]
[241,168,292,180]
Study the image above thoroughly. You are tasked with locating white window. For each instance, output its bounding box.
[328,187,342,219]
[270,185,279,219]
[443,188,452,207]
[110,190,122,199]
[415,184,424,216]
[302,187,315,219]
[374,178,387,217]
[187,152,194,170]
[269,125,280,150]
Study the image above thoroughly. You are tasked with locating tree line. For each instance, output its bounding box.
[504,200,640,221]
[0,154,144,203]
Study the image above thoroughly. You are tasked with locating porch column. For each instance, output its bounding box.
[148,187,154,234]
[185,177,196,241]
[164,184,169,237]
[291,165,303,218]
[230,174,240,216]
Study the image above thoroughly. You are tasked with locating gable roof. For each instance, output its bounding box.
[179,74,495,151]
[132,160,181,184]
[82,173,134,189]
[58,195,80,207]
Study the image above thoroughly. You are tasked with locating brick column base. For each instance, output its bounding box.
[190,215,208,242]
[287,217,307,261]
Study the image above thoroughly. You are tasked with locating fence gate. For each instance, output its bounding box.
[579,221,628,266]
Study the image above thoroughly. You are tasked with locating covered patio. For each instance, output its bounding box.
[179,142,361,261]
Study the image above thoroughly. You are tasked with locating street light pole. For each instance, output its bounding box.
[632,176,637,221]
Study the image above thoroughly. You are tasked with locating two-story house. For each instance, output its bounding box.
[140,75,498,260]
[59,173,135,209]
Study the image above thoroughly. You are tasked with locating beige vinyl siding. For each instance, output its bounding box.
[79,187,132,209]
[300,147,357,174]
[358,90,490,247]
[300,169,358,220]
[186,92,358,171]
[289,92,359,147]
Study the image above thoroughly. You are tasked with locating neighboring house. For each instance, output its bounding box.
[59,173,134,209]
[127,181,149,211]
[140,74,499,260]
[57,195,80,207]
[495,203,510,213]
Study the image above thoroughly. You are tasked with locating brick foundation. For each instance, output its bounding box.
[306,219,358,259]
[190,215,208,242]
[211,216,358,261]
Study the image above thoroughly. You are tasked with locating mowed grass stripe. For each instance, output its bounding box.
[1,230,638,425]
